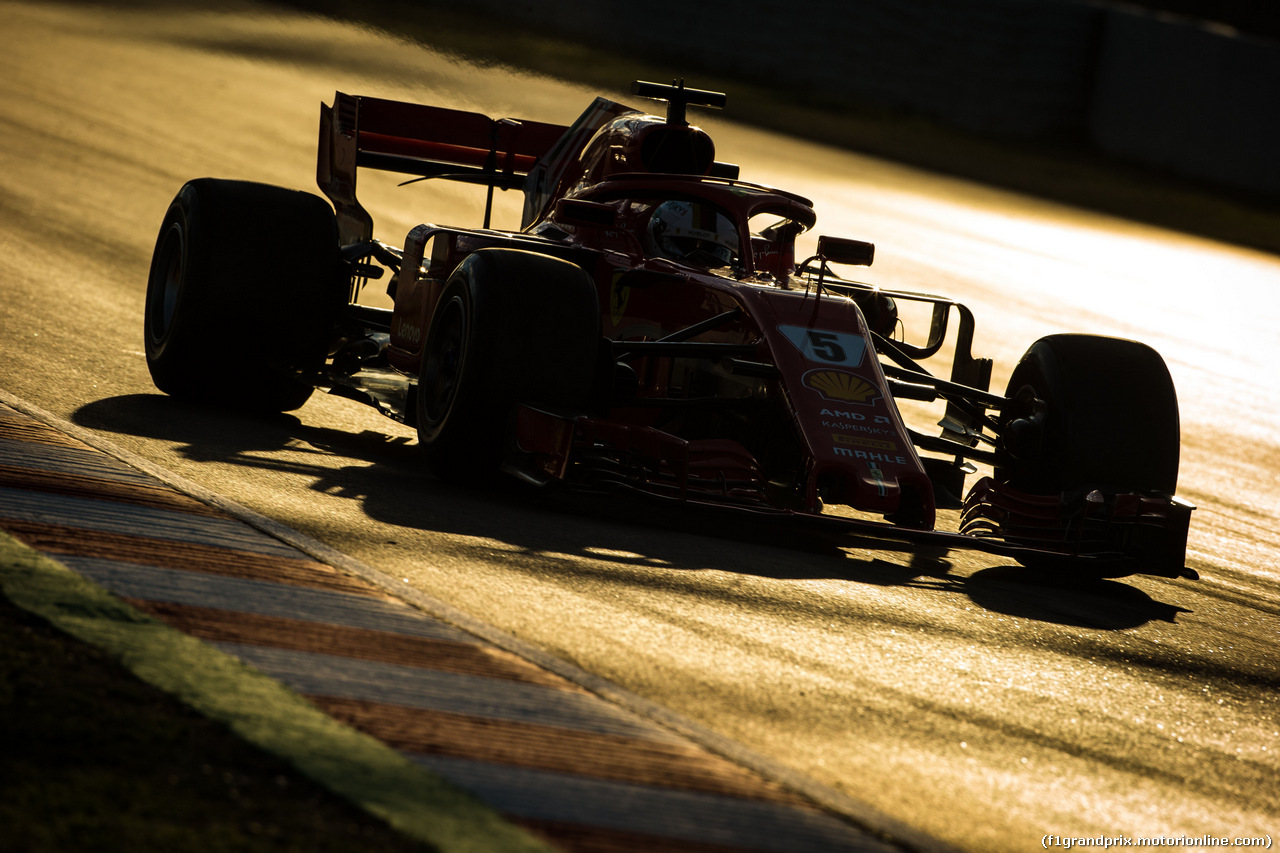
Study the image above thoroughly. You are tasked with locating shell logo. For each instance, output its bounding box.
[804,370,879,404]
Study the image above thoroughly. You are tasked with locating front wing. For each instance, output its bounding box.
[506,406,1196,580]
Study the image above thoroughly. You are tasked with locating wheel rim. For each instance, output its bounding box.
[420,295,467,430]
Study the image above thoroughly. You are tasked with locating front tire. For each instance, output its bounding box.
[144,178,343,412]
[997,334,1180,496]
[991,334,1183,575]
[415,249,600,483]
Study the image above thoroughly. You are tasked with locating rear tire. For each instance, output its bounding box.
[416,249,600,483]
[144,178,344,412]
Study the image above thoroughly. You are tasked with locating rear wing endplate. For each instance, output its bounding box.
[318,91,569,241]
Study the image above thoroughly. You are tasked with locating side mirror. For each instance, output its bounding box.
[818,235,874,266]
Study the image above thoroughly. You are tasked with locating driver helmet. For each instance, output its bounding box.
[647,200,738,268]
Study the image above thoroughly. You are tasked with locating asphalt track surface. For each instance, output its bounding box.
[2,3,1278,851]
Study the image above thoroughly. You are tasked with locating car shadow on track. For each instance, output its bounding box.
[73,394,1191,631]
[963,565,1191,629]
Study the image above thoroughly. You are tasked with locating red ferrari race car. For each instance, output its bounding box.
[143,80,1195,579]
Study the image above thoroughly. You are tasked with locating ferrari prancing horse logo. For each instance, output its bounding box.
[609,271,629,326]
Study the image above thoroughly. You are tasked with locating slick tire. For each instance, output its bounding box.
[144,178,344,412]
[415,248,600,484]
[997,333,1180,496]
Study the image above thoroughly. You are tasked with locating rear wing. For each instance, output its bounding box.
[317,91,569,242]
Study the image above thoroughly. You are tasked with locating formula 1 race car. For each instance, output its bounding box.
[143,80,1195,579]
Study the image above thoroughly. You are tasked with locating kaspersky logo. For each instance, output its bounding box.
[803,369,880,404]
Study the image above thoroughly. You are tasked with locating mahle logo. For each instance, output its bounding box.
[804,370,879,404]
